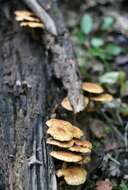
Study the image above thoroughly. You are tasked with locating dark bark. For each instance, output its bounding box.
[0,1,58,190]
[0,1,84,190]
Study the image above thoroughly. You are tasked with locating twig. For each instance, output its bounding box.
[23,0,57,35]
[101,111,125,143]
[107,153,121,166]
[124,122,128,151]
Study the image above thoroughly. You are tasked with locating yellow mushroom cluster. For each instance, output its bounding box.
[61,82,113,112]
[15,10,43,28]
[46,119,92,186]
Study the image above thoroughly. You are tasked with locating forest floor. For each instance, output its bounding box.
[58,0,128,189]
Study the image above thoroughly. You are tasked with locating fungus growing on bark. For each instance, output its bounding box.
[61,96,89,111]
[20,22,43,28]
[15,10,43,28]
[78,156,91,165]
[73,139,92,149]
[90,93,113,102]
[46,119,73,128]
[50,151,83,162]
[46,119,83,139]
[47,125,73,141]
[47,137,74,148]
[69,145,91,153]
[82,82,104,94]
[56,167,87,186]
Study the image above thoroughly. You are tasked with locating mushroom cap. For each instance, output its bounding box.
[82,82,104,94]
[69,146,91,153]
[61,97,89,111]
[46,119,73,128]
[57,167,87,186]
[90,93,113,102]
[46,119,84,139]
[50,151,83,162]
[15,15,40,22]
[73,139,92,149]
[47,125,73,141]
[47,138,74,148]
[15,10,33,17]
[78,156,91,165]
[20,22,43,28]
[72,126,84,139]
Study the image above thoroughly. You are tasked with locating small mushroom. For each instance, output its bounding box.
[47,125,73,141]
[56,167,87,186]
[15,10,34,17]
[82,82,104,94]
[69,146,91,153]
[78,156,91,165]
[50,151,83,162]
[90,93,113,102]
[20,22,43,28]
[46,119,73,128]
[72,125,84,139]
[46,119,83,139]
[61,97,89,111]
[47,137,74,148]
[73,139,92,149]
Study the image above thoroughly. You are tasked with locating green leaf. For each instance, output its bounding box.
[81,14,93,35]
[99,71,120,84]
[91,38,104,47]
[119,182,128,190]
[105,44,122,56]
[101,16,114,30]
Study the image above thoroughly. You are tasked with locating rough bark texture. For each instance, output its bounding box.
[0,1,58,190]
[0,1,84,190]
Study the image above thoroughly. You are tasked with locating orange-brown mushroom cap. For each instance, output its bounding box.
[78,156,91,165]
[47,125,73,141]
[72,126,84,139]
[20,22,43,28]
[56,167,87,186]
[46,119,84,139]
[90,93,113,102]
[46,119,73,128]
[69,146,91,153]
[46,138,74,148]
[61,97,89,111]
[15,10,34,17]
[73,139,92,149]
[82,82,104,94]
[50,151,83,162]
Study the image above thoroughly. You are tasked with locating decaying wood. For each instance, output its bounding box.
[23,0,85,113]
[0,0,85,190]
[23,0,57,35]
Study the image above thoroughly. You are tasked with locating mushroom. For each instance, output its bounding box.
[56,167,87,186]
[46,119,84,139]
[15,10,43,28]
[46,119,73,128]
[73,139,92,149]
[20,22,43,28]
[82,82,104,94]
[72,125,84,139]
[50,151,83,162]
[90,93,113,102]
[78,156,91,165]
[15,10,34,17]
[47,137,74,148]
[61,96,89,111]
[47,125,73,141]
[69,146,91,153]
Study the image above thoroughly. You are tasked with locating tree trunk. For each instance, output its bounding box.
[0,1,58,190]
[0,1,84,190]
